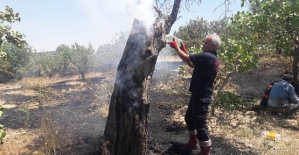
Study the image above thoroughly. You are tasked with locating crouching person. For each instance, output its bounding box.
[258,72,299,113]
[258,82,275,112]
[268,73,299,117]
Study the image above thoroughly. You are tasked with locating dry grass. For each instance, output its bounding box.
[0,72,114,155]
[209,110,299,155]
[32,73,114,155]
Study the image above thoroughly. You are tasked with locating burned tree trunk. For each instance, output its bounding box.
[101,1,181,155]
[292,48,299,83]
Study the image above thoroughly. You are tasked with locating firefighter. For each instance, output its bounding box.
[168,34,221,155]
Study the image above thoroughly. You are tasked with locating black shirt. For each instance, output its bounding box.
[189,51,219,98]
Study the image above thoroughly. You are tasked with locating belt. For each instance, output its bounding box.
[199,97,212,103]
[191,93,212,103]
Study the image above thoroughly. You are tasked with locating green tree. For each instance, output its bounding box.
[34,43,95,78]
[238,0,299,81]
[0,43,32,81]
[211,23,259,113]
[34,52,57,77]
[0,6,26,49]
[174,17,210,48]
[96,32,129,71]
[0,6,27,143]
[0,6,27,81]
[173,17,229,48]
[70,43,95,80]
[54,44,73,75]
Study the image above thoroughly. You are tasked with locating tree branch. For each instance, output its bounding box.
[169,0,182,26]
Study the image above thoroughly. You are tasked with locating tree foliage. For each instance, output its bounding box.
[0,6,26,55]
[0,6,27,82]
[33,43,95,79]
[69,43,95,80]
[96,32,129,70]
[210,19,260,113]
[237,0,299,80]
[34,52,57,77]
[54,44,73,75]
[0,6,28,144]
[0,43,32,81]
[173,17,229,49]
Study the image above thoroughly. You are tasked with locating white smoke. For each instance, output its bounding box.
[127,0,155,33]
[76,0,155,48]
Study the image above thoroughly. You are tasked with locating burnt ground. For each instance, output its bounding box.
[0,55,299,155]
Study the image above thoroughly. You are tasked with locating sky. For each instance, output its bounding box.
[0,0,247,52]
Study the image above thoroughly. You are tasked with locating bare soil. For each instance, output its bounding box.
[0,54,299,155]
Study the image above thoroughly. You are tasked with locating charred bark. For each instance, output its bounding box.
[101,1,181,155]
[292,48,299,83]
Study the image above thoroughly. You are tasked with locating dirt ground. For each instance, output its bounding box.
[0,55,299,155]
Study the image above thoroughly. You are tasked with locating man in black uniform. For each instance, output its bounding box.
[168,34,221,155]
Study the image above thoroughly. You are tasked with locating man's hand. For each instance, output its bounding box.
[168,38,178,49]
[180,42,187,52]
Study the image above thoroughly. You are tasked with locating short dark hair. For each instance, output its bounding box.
[282,73,294,81]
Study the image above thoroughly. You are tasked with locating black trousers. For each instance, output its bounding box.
[185,94,210,141]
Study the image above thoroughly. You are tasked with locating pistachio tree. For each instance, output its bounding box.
[174,17,229,48]
[239,0,299,81]
[54,44,73,75]
[0,6,27,80]
[34,52,57,77]
[0,43,32,81]
[96,32,129,71]
[211,0,299,112]
[211,19,259,114]
[0,6,27,143]
[69,43,95,80]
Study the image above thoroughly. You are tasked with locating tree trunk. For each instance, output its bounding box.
[211,72,233,115]
[292,48,299,83]
[101,1,181,155]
